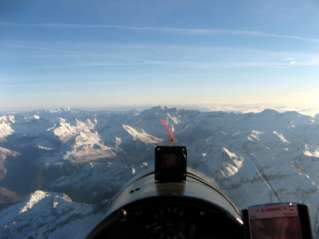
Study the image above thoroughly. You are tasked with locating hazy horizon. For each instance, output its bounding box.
[1,103,319,118]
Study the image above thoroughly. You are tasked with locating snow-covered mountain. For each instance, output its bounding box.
[1,106,319,238]
[0,115,15,142]
[0,147,18,180]
[0,190,105,239]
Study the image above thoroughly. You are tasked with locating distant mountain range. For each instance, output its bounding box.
[0,106,319,238]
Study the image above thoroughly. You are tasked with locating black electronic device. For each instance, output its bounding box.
[242,203,313,239]
[155,145,187,182]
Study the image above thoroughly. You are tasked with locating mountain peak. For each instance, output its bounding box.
[19,190,49,214]
[260,108,279,115]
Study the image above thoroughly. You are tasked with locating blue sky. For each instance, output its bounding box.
[1,0,319,110]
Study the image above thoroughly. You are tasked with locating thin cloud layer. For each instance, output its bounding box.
[1,22,319,43]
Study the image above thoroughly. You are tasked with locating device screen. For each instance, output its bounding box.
[248,203,303,239]
[160,153,179,169]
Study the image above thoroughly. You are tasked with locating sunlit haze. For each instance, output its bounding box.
[1,0,319,113]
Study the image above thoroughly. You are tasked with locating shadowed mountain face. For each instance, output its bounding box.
[0,187,20,210]
[0,107,319,238]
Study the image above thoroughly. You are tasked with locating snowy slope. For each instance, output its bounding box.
[53,118,96,143]
[122,124,163,144]
[0,115,15,142]
[0,146,18,161]
[52,117,116,162]
[220,147,244,177]
[0,146,18,180]
[64,131,115,162]
[0,190,105,239]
